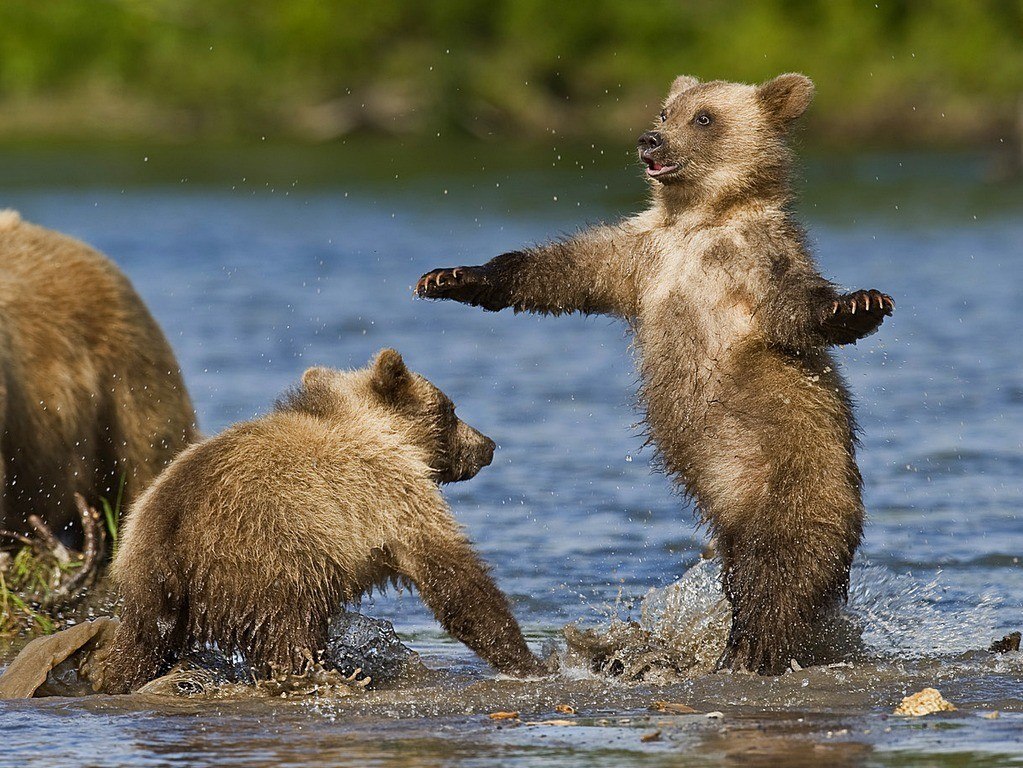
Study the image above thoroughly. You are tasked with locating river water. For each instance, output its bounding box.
[0,143,1021,766]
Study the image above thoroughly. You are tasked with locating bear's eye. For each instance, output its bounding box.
[694,111,713,127]
[659,109,667,123]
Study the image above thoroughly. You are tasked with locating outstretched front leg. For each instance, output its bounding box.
[397,536,545,678]
[821,289,895,345]
[416,224,641,318]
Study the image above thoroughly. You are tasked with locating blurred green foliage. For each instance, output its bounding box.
[0,0,1019,144]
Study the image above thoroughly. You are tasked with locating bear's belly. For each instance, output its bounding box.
[635,313,852,521]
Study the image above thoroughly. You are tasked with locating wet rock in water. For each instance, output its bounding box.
[324,611,427,684]
[893,688,957,716]
[137,664,225,698]
[989,631,1021,653]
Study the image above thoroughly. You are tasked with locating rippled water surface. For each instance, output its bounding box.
[1,144,1021,766]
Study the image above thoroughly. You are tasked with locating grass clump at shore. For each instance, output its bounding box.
[0,549,63,637]
[0,483,123,640]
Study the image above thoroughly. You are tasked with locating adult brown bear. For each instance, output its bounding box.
[0,211,196,547]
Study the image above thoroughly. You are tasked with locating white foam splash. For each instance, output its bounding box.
[846,565,1002,657]
[638,559,1002,661]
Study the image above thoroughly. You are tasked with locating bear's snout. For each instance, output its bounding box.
[637,131,663,151]
[458,428,495,479]
[480,435,496,467]
[441,422,495,483]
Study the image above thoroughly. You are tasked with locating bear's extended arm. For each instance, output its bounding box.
[400,539,545,677]
[760,263,894,349]
[416,225,640,318]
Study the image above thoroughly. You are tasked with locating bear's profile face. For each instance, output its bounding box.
[637,73,814,198]
[367,349,496,483]
[299,350,495,484]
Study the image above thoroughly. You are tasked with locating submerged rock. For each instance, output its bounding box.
[136,663,226,698]
[324,611,428,684]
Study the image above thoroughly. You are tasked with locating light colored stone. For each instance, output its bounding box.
[893,688,957,716]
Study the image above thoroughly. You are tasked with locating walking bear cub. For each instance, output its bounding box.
[0,211,196,547]
[417,74,894,674]
[103,350,543,692]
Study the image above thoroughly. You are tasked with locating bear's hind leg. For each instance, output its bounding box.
[101,593,184,693]
[223,591,330,681]
[717,516,859,674]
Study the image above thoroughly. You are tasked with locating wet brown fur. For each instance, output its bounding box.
[416,75,893,674]
[0,211,197,546]
[102,350,542,692]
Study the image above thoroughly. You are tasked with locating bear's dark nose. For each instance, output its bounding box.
[637,131,663,151]
[480,436,496,466]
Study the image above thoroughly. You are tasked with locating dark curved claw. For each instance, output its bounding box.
[823,289,894,345]
[415,265,505,311]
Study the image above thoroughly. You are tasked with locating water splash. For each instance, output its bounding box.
[847,565,1002,658]
[561,559,727,681]
[560,559,1003,682]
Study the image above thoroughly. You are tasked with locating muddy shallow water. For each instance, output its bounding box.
[1,145,1022,766]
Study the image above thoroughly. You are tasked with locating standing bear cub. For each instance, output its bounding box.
[417,74,894,674]
[103,350,543,692]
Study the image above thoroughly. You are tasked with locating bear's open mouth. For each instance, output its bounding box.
[641,153,679,178]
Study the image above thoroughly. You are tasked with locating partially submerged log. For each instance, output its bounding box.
[0,617,118,698]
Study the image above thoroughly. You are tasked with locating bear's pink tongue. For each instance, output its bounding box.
[651,163,664,171]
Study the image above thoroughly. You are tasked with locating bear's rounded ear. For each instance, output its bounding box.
[301,366,332,388]
[668,75,700,100]
[370,348,410,401]
[756,73,814,126]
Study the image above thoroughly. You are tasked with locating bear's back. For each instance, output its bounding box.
[115,410,438,604]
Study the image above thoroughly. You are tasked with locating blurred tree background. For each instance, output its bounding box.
[0,0,1019,146]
